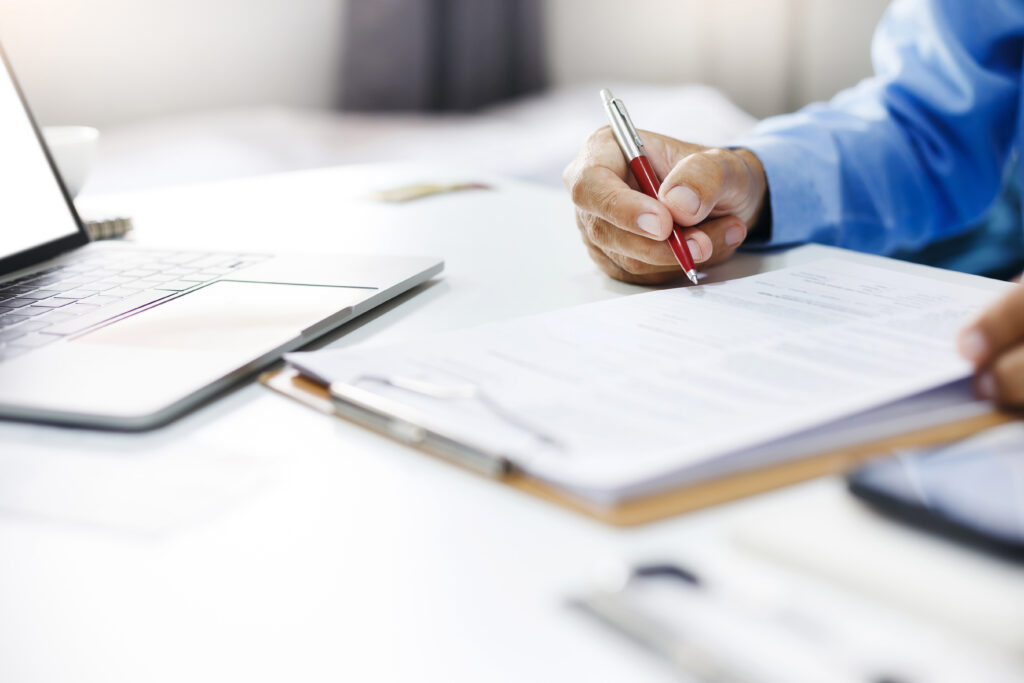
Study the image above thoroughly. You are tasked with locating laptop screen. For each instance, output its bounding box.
[0,52,83,265]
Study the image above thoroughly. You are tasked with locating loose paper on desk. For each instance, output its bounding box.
[287,258,1012,502]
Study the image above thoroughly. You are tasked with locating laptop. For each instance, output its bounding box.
[0,46,442,429]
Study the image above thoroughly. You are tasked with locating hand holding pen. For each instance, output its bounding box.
[563,89,768,285]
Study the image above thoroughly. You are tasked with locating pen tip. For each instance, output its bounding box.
[685,270,699,285]
[600,88,613,104]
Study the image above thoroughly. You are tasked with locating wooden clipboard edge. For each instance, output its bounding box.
[259,368,1017,527]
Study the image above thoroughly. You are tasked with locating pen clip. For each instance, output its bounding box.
[601,89,645,160]
[612,99,645,153]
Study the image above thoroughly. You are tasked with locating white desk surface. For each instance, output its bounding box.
[0,164,1019,682]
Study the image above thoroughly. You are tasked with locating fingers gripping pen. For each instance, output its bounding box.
[600,89,699,285]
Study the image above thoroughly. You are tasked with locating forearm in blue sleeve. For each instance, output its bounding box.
[733,0,1023,255]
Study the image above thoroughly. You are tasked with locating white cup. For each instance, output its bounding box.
[42,125,100,198]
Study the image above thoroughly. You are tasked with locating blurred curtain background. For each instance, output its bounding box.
[340,0,546,111]
[0,0,890,128]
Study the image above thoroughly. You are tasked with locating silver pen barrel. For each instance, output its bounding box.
[601,89,644,161]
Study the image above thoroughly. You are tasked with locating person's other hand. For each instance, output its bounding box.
[958,281,1024,405]
[563,127,767,285]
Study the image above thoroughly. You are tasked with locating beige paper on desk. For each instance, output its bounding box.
[287,258,1013,502]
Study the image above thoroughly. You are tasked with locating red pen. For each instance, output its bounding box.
[601,89,699,285]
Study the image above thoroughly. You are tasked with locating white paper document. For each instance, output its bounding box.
[287,258,1012,501]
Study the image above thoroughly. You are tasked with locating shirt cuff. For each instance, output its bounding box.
[731,133,831,248]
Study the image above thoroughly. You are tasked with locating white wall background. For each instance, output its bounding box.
[545,0,891,117]
[0,0,889,128]
[0,0,346,126]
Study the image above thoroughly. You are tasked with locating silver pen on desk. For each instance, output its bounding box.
[572,563,911,683]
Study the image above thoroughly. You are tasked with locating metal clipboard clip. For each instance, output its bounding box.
[328,374,565,478]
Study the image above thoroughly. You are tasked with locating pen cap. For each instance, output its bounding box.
[600,89,644,161]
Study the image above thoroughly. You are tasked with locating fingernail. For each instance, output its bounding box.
[686,238,703,262]
[958,327,988,364]
[725,224,746,247]
[666,185,701,216]
[637,213,661,237]
[977,371,996,399]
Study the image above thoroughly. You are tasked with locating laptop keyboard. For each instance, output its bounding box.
[0,249,268,361]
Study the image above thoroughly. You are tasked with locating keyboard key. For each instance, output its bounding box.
[35,311,78,326]
[77,294,120,306]
[31,298,75,308]
[0,285,38,296]
[132,279,170,289]
[102,287,143,298]
[154,280,201,292]
[61,302,101,316]
[162,269,198,278]
[0,314,32,326]
[24,274,62,286]
[89,279,135,290]
[86,269,118,279]
[53,288,96,300]
[142,273,182,283]
[19,306,51,317]
[76,282,117,292]
[16,289,60,300]
[57,264,94,274]
[15,267,58,281]
[50,279,88,289]
[12,320,54,334]
[42,290,172,336]
[0,285,29,296]
[1,298,35,308]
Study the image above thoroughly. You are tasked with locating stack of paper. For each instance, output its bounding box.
[288,258,1012,503]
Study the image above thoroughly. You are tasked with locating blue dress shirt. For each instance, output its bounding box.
[735,0,1024,278]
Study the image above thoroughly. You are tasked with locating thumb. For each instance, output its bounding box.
[657,148,764,228]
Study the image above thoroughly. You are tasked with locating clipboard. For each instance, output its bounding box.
[260,367,1016,527]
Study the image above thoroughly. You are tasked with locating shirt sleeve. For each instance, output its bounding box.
[732,0,1024,254]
